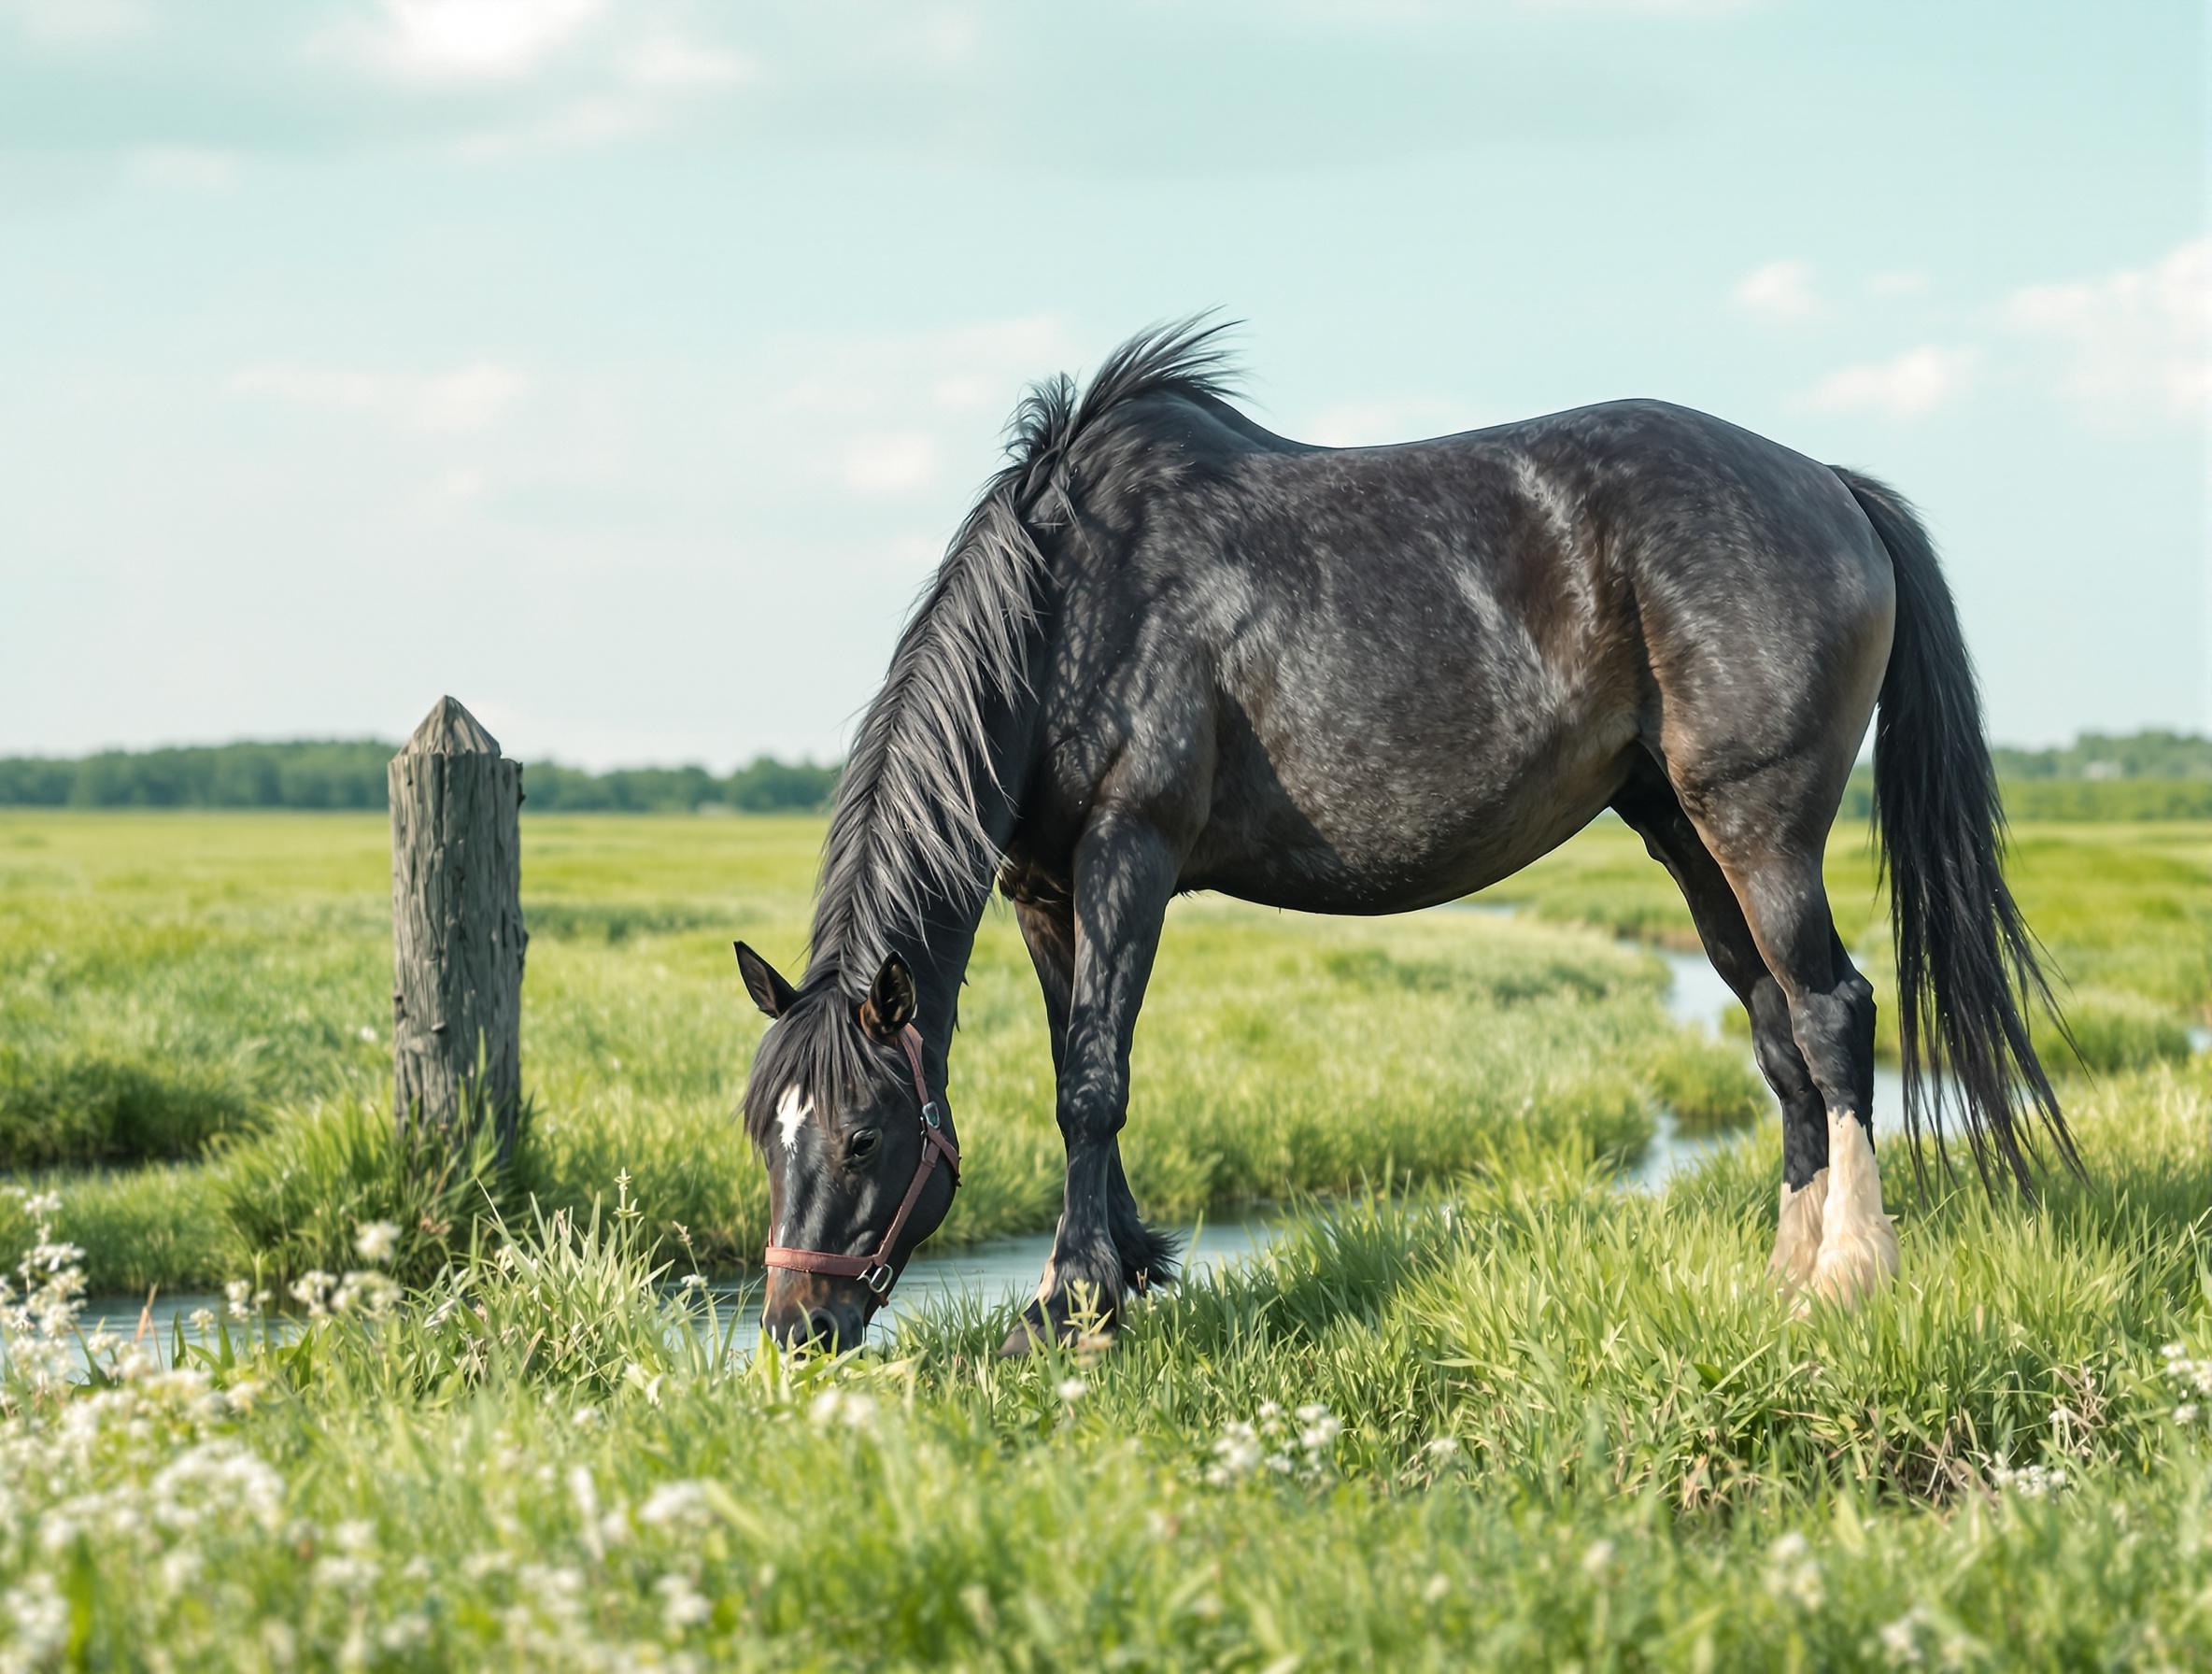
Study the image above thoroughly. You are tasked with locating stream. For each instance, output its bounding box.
[68,912,2171,1355]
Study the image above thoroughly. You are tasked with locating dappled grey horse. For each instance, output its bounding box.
[735,320,2068,1354]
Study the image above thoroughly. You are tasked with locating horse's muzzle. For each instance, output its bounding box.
[760,1274,870,1352]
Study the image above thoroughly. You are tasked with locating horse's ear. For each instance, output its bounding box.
[734,942,798,1019]
[858,953,916,1042]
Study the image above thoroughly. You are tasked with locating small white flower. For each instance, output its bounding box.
[655,1573,712,1633]
[1581,1539,1616,1579]
[1879,1607,1928,1666]
[2175,1403,2200,1424]
[678,1273,708,1291]
[353,1220,401,1264]
[1056,1378,1087,1403]
[357,1026,379,1043]
[188,1307,216,1331]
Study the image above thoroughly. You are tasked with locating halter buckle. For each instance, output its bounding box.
[859,1262,895,1296]
[921,1100,942,1129]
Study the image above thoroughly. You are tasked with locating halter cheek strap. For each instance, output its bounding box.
[761,1023,960,1299]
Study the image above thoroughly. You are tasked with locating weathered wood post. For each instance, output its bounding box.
[389,696,527,1160]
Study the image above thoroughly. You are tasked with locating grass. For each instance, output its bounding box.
[0,808,2207,1664]
[2,811,1731,1292]
[1486,816,2212,1064]
[2,1064,2207,1667]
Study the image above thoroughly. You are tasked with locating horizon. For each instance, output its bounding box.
[3,1,2205,769]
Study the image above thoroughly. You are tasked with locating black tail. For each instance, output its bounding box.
[1837,468,2077,1194]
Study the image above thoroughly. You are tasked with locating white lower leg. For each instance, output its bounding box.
[1767,1168,1828,1292]
[1808,1111,1899,1306]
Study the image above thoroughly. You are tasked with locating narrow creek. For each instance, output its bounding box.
[64,913,2077,1355]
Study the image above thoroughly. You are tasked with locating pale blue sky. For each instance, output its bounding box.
[2,0,2204,768]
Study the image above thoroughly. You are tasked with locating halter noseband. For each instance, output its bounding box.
[760,1022,960,1299]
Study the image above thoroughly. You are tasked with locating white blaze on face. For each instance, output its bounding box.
[775,1085,813,1156]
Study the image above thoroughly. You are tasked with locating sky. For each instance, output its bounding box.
[1,0,2205,770]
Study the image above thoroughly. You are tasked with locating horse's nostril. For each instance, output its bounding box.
[806,1307,841,1347]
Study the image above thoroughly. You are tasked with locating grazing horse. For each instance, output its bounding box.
[735,319,2070,1354]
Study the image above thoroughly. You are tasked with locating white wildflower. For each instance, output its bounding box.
[1763,1531,1823,1610]
[331,1270,400,1317]
[291,1270,336,1317]
[655,1573,713,1633]
[353,1220,401,1264]
[807,1388,878,1431]
[1987,1461,2068,1498]
[637,1481,713,1532]
[1056,1377,1087,1403]
[1581,1539,1617,1579]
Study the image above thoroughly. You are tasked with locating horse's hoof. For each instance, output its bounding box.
[1766,1168,1828,1295]
[1806,1113,1899,1308]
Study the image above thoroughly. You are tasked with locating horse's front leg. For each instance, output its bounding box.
[1001,814,1179,1356]
[1014,895,1182,1318]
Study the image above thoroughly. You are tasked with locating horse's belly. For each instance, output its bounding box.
[1184,714,1638,915]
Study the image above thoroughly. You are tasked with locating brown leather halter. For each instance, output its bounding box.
[760,1023,959,1299]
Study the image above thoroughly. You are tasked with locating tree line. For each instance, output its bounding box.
[0,741,838,814]
[2,729,2205,817]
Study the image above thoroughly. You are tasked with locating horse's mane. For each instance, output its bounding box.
[802,316,1240,988]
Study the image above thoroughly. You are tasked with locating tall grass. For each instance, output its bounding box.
[3,812,1749,1290]
[2,1065,2206,1667]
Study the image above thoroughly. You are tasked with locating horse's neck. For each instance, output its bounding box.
[806,660,1042,1055]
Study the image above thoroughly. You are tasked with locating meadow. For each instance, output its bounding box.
[0,811,1762,1293]
[2,809,2208,1667]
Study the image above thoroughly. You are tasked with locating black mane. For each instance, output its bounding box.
[801,316,1240,989]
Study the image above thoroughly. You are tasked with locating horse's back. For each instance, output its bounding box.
[1028,394,1895,912]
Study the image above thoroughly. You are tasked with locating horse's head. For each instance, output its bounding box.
[735,943,960,1350]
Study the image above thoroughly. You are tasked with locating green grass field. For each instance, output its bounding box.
[0,811,1761,1292]
[2,811,2208,1667]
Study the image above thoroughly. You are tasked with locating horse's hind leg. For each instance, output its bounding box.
[1666,758,1894,1305]
[1609,765,1833,1289]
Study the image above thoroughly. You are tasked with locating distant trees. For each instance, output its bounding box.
[0,742,839,814]
[1990,730,2212,782]
[3,730,2205,818]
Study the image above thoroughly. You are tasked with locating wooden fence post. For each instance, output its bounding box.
[389,696,527,1159]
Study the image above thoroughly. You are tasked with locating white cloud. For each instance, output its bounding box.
[1794,345,1977,419]
[840,434,943,497]
[1733,258,1822,323]
[1999,237,2209,422]
[126,147,241,192]
[1302,397,1485,447]
[1866,270,1928,298]
[227,362,532,432]
[0,0,149,45]
[622,34,759,90]
[335,0,606,84]
[450,96,657,160]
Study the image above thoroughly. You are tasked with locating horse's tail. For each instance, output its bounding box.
[1837,467,2077,1193]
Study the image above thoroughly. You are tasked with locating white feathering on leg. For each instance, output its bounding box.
[1767,1168,1827,1294]
[1809,1111,1899,1307]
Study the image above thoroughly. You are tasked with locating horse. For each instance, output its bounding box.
[733,319,2071,1355]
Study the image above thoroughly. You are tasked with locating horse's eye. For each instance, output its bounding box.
[847,1128,881,1162]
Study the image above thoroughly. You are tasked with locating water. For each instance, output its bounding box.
[67,911,2205,1352]
[68,1220,1288,1365]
